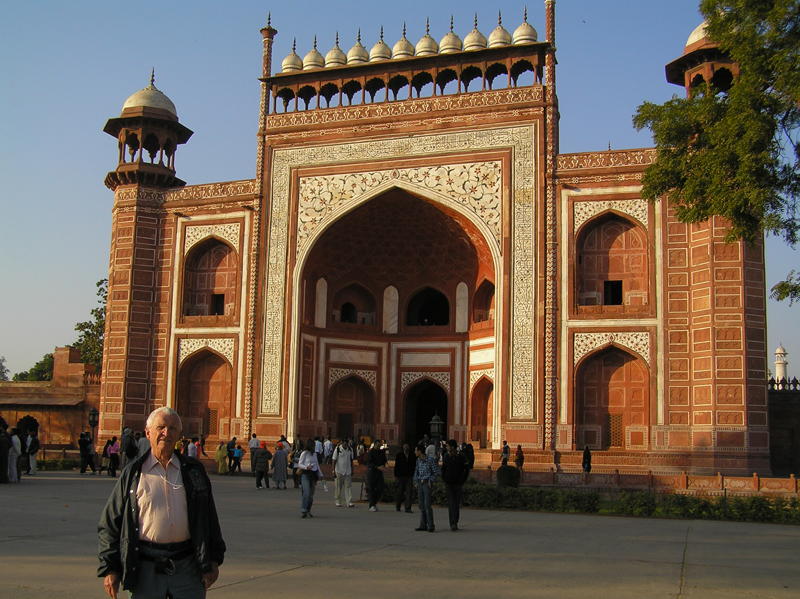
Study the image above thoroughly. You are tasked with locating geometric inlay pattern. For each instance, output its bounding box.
[298,162,502,252]
[401,371,451,393]
[469,368,494,393]
[178,337,235,366]
[573,332,651,366]
[262,125,536,418]
[328,368,377,391]
[184,223,241,255]
[573,199,649,232]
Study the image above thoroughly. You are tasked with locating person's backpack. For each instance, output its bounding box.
[125,437,138,459]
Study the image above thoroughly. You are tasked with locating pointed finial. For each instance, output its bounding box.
[474,13,478,28]
[267,12,271,27]
[150,68,155,86]
[335,31,339,46]
[524,7,528,23]
[403,22,407,37]
[313,35,317,49]
[292,38,297,52]
[608,142,612,151]
[357,28,362,43]
[450,16,454,32]
[498,10,503,26]
[426,17,430,35]
[380,25,384,41]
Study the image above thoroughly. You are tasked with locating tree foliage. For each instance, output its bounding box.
[12,353,54,381]
[0,356,8,381]
[634,0,800,303]
[72,279,107,371]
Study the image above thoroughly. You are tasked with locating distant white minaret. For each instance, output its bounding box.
[775,344,789,382]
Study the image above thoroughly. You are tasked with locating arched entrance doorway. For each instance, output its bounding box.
[470,378,493,449]
[327,376,375,440]
[176,350,233,440]
[576,347,649,450]
[404,379,448,445]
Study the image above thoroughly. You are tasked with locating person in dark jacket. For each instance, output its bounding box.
[98,407,225,598]
[441,439,471,531]
[366,439,387,511]
[582,445,592,473]
[79,432,96,474]
[394,443,416,513]
[253,441,273,490]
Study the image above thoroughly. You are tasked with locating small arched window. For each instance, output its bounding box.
[406,287,449,326]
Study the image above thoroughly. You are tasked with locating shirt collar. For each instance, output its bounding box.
[143,451,181,473]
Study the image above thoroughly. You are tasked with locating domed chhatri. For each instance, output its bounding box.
[488,11,512,48]
[281,39,303,73]
[439,16,463,54]
[512,8,538,44]
[415,18,439,56]
[347,29,369,64]
[464,14,487,51]
[121,70,178,118]
[370,26,392,62]
[392,23,415,59]
[303,36,325,70]
[686,21,708,47]
[325,33,347,68]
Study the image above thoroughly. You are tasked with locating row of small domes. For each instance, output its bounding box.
[282,11,538,73]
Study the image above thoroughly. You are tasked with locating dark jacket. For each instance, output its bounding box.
[393,450,416,478]
[97,450,226,591]
[366,446,387,470]
[441,451,470,485]
[253,448,273,472]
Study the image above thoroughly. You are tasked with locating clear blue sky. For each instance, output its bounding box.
[0,0,796,377]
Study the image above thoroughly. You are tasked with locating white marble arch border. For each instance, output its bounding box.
[261,126,538,437]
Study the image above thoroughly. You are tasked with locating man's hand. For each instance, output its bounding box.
[103,573,120,598]
[203,561,220,590]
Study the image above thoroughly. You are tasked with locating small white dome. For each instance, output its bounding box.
[325,33,347,67]
[464,15,487,51]
[776,344,788,355]
[488,11,512,48]
[416,18,439,56]
[686,21,708,47]
[392,24,415,59]
[347,30,369,64]
[303,37,324,70]
[370,27,392,62]
[512,8,538,44]
[281,39,303,72]
[122,71,177,117]
[439,17,463,54]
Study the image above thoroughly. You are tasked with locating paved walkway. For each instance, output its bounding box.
[1,472,799,598]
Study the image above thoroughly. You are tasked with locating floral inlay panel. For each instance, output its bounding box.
[573,332,651,366]
[573,199,648,232]
[184,223,241,255]
[178,338,235,366]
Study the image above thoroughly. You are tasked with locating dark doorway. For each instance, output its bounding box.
[406,287,449,326]
[404,379,448,445]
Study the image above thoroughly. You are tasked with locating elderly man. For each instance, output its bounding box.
[98,407,226,598]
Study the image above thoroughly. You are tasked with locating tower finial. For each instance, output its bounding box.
[267,12,271,27]
[357,28,362,43]
[292,38,296,52]
[150,68,155,86]
[380,25,384,41]
[403,22,407,37]
[474,13,478,28]
[335,31,339,46]
[450,15,454,32]
[498,10,503,26]
[313,35,317,49]
[524,7,528,23]
[426,17,430,35]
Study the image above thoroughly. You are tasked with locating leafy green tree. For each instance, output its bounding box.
[12,353,54,381]
[0,356,8,381]
[72,279,107,372]
[633,0,800,303]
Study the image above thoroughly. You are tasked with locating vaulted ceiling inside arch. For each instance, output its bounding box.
[303,188,494,291]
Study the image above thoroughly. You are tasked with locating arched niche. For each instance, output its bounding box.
[406,286,450,327]
[576,214,648,314]
[403,378,448,445]
[473,279,495,323]
[183,238,238,319]
[575,346,649,450]
[470,377,493,449]
[176,349,233,439]
[328,375,375,440]
[314,278,327,328]
[331,282,377,326]
[383,286,399,333]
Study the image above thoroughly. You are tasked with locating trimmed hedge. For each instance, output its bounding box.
[36,458,80,471]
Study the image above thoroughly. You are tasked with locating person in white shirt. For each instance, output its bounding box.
[187,437,197,459]
[248,433,260,476]
[332,439,354,507]
[323,437,333,464]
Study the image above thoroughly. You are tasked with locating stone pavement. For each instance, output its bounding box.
[1,472,799,598]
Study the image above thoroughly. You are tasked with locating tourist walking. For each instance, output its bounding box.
[500,440,510,465]
[137,431,149,458]
[107,435,120,477]
[78,431,96,474]
[226,436,237,470]
[248,433,260,475]
[25,431,39,475]
[8,427,22,483]
[515,444,524,469]
[314,436,323,464]
[332,438,354,507]
[272,442,289,489]
[413,444,439,532]
[0,424,11,483]
[231,445,243,473]
[323,436,333,464]
[441,439,470,531]
[582,446,592,473]
[187,437,197,459]
[199,435,208,457]
[253,441,273,490]
[119,428,135,469]
[297,438,322,518]
[98,407,226,599]
[366,439,387,511]
[215,442,229,475]
[100,439,111,474]
[394,443,416,513]
[291,438,303,488]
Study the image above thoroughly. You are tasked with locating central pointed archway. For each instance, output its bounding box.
[403,379,448,445]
